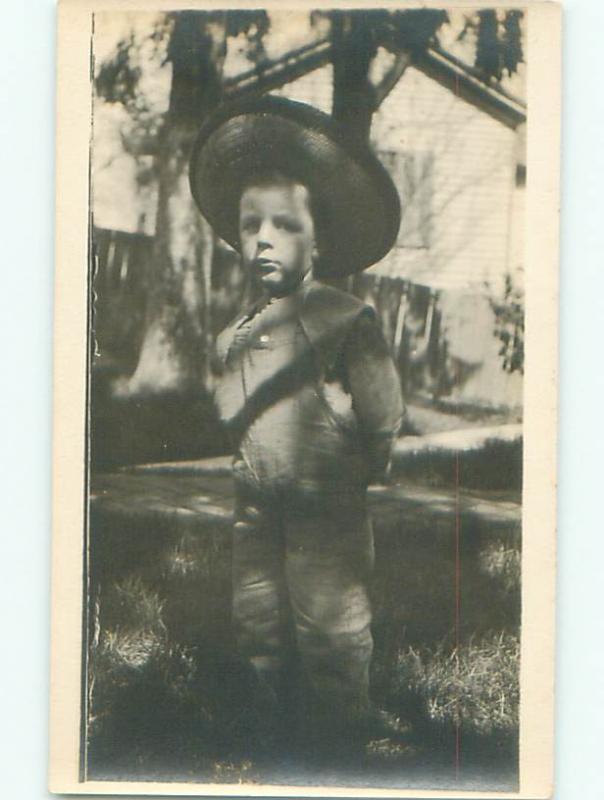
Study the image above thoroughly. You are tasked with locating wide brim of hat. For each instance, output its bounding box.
[189,96,401,276]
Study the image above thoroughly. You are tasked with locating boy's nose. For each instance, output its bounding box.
[257,221,274,247]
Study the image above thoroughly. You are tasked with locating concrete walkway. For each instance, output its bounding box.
[91,465,520,539]
[91,424,521,538]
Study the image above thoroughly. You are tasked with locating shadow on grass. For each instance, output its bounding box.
[85,501,520,790]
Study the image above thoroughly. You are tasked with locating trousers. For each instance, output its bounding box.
[231,481,375,744]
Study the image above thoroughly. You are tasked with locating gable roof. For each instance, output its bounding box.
[223,37,526,131]
[414,45,526,130]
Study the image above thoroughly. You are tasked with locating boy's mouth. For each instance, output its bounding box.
[255,258,280,275]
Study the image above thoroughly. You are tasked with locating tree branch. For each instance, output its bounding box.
[372,49,412,110]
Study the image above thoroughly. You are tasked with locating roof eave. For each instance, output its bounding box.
[413,47,527,130]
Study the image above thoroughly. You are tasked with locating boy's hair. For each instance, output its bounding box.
[239,169,330,275]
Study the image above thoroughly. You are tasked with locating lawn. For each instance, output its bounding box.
[85,469,520,791]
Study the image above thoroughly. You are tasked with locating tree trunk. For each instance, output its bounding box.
[114,12,226,398]
[330,12,377,145]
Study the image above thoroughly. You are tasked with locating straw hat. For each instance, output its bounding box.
[189,95,401,275]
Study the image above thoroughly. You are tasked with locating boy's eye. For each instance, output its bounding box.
[240,217,260,233]
[275,216,301,233]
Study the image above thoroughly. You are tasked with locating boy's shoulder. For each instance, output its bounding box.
[301,279,371,318]
[299,279,376,367]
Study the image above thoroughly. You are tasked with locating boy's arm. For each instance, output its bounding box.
[344,310,405,483]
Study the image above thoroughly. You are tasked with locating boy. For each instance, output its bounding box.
[190,96,404,758]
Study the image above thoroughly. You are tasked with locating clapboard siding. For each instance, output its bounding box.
[274,62,521,292]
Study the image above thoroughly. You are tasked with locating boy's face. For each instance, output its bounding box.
[239,177,316,297]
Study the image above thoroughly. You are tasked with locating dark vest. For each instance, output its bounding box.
[213,280,376,496]
[215,279,375,416]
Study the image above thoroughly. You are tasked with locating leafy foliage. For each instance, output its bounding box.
[225,9,271,65]
[95,35,142,109]
[318,9,448,55]
[95,10,271,112]
[474,9,524,81]
[94,19,170,160]
[380,9,449,53]
[490,274,525,374]
[502,11,524,77]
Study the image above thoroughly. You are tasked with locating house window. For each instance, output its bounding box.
[379,150,434,249]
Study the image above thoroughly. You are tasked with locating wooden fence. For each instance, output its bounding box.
[91,226,520,410]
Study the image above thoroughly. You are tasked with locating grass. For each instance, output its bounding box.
[86,496,521,784]
[86,577,214,777]
[393,633,519,737]
[86,573,520,783]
